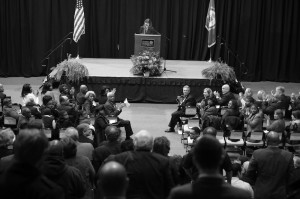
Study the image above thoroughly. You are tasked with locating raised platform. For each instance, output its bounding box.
[79,58,223,103]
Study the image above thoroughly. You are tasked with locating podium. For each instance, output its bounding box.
[134,34,161,56]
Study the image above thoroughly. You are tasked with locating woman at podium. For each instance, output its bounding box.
[139,18,158,34]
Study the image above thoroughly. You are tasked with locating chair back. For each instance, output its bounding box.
[44,128,52,138]
[230,130,244,140]
[185,106,197,116]
[4,116,17,126]
[107,116,118,124]
[250,131,264,140]
[290,133,300,141]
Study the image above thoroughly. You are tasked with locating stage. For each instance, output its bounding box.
[79,58,223,103]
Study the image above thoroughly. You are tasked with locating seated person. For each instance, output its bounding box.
[254,90,267,109]
[222,100,241,131]
[266,109,286,133]
[17,107,35,129]
[290,93,300,111]
[56,110,75,129]
[2,98,20,120]
[240,96,254,119]
[239,88,255,108]
[213,84,236,106]
[94,105,110,146]
[201,98,218,120]
[59,84,75,103]
[196,88,217,115]
[0,128,15,159]
[165,85,196,132]
[82,91,97,119]
[46,99,59,120]
[98,85,113,105]
[222,100,240,120]
[104,91,133,140]
[57,95,77,124]
[139,18,158,34]
[77,123,94,145]
[76,85,88,109]
[25,98,42,119]
[244,104,263,137]
[286,110,300,145]
[40,95,52,114]
[0,84,7,100]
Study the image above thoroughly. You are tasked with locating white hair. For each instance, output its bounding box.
[133,130,153,151]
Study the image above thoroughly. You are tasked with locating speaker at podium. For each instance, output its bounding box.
[134,34,161,56]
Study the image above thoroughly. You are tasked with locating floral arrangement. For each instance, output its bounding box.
[49,57,89,83]
[202,61,236,82]
[130,51,164,76]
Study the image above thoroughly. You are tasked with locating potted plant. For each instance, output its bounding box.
[202,61,236,82]
[130,50,164,77]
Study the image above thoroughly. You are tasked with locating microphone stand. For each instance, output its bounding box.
[217,36,248,79]
[159,31,176,73]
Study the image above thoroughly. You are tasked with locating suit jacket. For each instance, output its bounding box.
[106,150,174,199]
[245,112,263,133]
[244,146,294,199]
[217,92,236,106]
[92,141,121,172]
[139,26,158,34]
[104,100,122,117]
[168,175,251,199]
[177,94,196,112]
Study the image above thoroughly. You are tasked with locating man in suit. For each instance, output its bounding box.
[106,130,174,199]
[169,135,250,199]
[139,18,158,34]
[214,84,236,106]
[244,131,294,199]
[92,126,122,172]
[165,85,196,132]
[104,91,133,140]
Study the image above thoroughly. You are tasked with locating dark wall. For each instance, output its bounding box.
[1,0,299,82]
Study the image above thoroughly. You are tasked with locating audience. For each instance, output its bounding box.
[244,131,294,199]
[76,85,88,109]
[2,98,20,120]
[0,128,64,199]
[92,125,122,172]
[0,128,15,159]
[106,130,174,199]
[231,163,254,198]
[165,85,196,133]
[21,83,39,106]
[42,140,86,199]
[169,135,250,199]
[61,137,95,199]
[266,109,286,133]
[104,91,133,140]
[97,161,128,199]
[214,84,236,106]
[65,127,94,161]
[82,91,96,119]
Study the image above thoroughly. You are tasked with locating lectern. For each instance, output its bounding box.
[134,34,161,56]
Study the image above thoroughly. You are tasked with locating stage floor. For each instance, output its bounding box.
[79,58,213,79]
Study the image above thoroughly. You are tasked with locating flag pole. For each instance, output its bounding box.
[76,39,80,59]
[208,47,212,62]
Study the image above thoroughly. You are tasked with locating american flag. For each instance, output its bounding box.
[73,0,85,43]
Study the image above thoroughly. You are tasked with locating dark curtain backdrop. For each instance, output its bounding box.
[1,0,299,81]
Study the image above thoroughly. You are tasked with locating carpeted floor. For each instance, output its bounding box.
[1,76,300,156]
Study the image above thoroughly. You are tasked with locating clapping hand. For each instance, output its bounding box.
[117,103,126,110]
[213,91,220,98]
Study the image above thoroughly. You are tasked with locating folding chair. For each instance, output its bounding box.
[225,130,245,156]
[184,106,197,117]
[245,131,265,147]
[216,130,226,147]
[285,133,300,152]
[3,116,17,127]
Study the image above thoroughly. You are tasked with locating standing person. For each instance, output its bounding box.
[244,131,294,199]
[165,85,196,133]
[139,18,158,34]
[104,91,133,140]
[169,136,250,199]
[106,130,174,199]
[0,128,64,199]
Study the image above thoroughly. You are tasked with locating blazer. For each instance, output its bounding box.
[177,94,196,111]
[245,112,263,133]
[168,175,251,199]
[104,101,122,117]
[217,92,236,106]
[244,147,294,199]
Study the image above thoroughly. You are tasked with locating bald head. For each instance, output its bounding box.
[266,131,280,146]
[98,161,128,197]
[80,85,88,94]
[222,84,230,94]
[133,130,153,151]
[203,127,217,137]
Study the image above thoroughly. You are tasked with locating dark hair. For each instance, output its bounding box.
[229,100,239,111]
[193,136,224,170]
[61,137,77,159]
[100,85,111,96]
[27,120,44,130]
[59,84,68,94]
[292,110,300,120]
[42,108,52,116]
[52,81,60,89]
[41,82,52,94]
[3,98,11,106]
[14,128,49,165]
[274,109,284,119]
[42,95,52,106]
[21,83,32,98]
[144,18,153,27]
[153,136,170,156]
[232,163,242,177]
[105,126,121,142]
[121,139,134,152]
[191,127,201,135]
